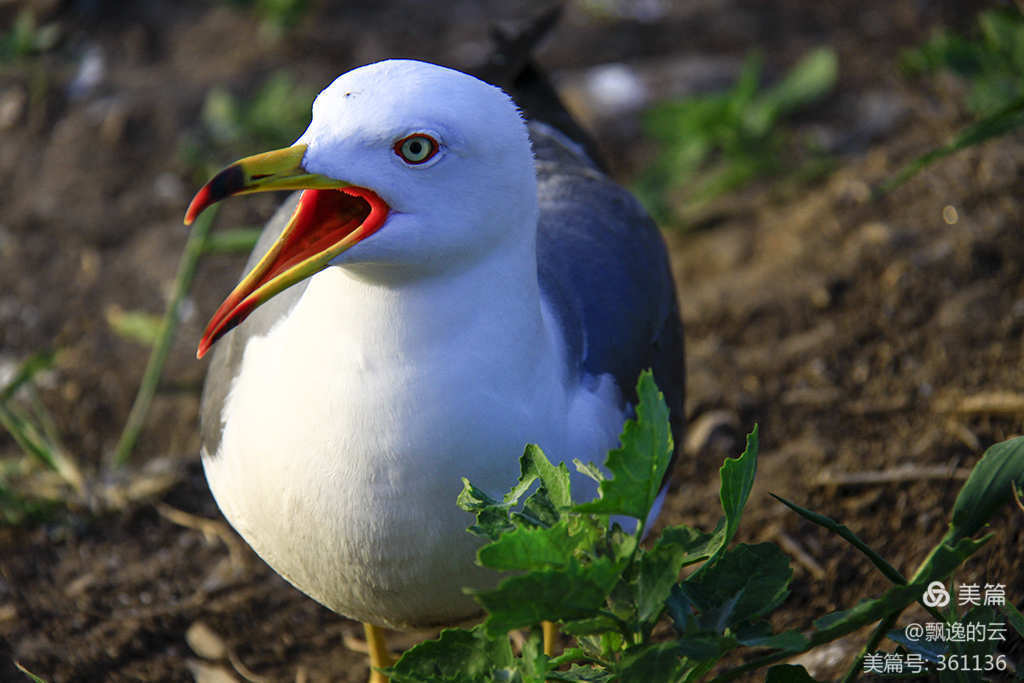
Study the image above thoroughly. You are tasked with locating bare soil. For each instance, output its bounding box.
[1,1,1022,681]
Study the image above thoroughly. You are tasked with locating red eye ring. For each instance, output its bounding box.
[394,133,439,164]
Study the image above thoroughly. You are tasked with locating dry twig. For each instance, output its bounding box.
[815,465,971,487]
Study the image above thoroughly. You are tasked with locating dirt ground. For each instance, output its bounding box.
[1,1,1022,681]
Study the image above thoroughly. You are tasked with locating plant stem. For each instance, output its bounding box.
[840,613,899,683]
[113,206,218,465]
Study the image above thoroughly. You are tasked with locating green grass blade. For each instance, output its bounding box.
[877,93,1024,194]
[839,535,991,683]
[999,601,1024,637]
[0,351,54,403]
[756,48,838,124]
[0,394,82,493]
[0,403,55,470]
[710,537,988,682]
[113,204,218,464]
[201,227,262,254]
[772,494,906,586]
[15,660,48,683]
[106,308,164,347]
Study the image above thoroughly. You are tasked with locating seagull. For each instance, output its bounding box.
[185,58,685,679]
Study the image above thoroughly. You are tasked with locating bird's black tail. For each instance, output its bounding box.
[472,5,607,171]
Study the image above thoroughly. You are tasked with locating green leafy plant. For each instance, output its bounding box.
[180,70,315,188]
[386,372,1024,682]
[0,205,224,521]
[882,8,1024,192]
[0,9,60,61]
[635,48,837,227]
[903,9,1024,117]
[178,71,309,253]
[0,351,82,524]
[200,70,313,149]
[220,0,309,37]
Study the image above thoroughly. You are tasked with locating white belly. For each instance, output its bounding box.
[202,269,626,628]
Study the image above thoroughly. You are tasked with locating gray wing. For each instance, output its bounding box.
[531,122,686,458]
[200,192,306,457]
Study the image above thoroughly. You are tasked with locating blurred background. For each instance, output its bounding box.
[1,0,1022,680]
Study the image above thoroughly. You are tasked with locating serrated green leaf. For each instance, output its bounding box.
[477,557,624,635]
[387,625,512,682]
[717,426,759,554]
[684,433,757,585]
[574,371,672,524]
[608,522,639,562]
[764,664,822,683]
[478,518,589,572]
[945,435,1024,543]
[588,630,626,658]
[678,541,791,633]
[463,444,572,537]
[458,478,513,541]
[520,484,560,528]
[633,534,689,625]
[573,459,605,484]
[658,524,718,566]
[549,647,589,668]
[616,642,689,683]
[516,443,572,508]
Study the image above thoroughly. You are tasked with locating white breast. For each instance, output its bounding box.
[203,264,628,628]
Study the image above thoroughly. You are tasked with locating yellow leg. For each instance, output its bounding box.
[542,620,559,657]
[364,622,394,683]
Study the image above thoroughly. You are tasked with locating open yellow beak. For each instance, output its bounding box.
[184,144,390,358]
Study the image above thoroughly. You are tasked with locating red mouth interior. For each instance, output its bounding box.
[253,188,372,291]
[196,187,389,358]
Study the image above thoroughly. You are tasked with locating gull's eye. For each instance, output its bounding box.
[395,134,439,164]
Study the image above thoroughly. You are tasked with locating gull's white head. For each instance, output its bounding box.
[299,60,537,271]
[184,59,538,357]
